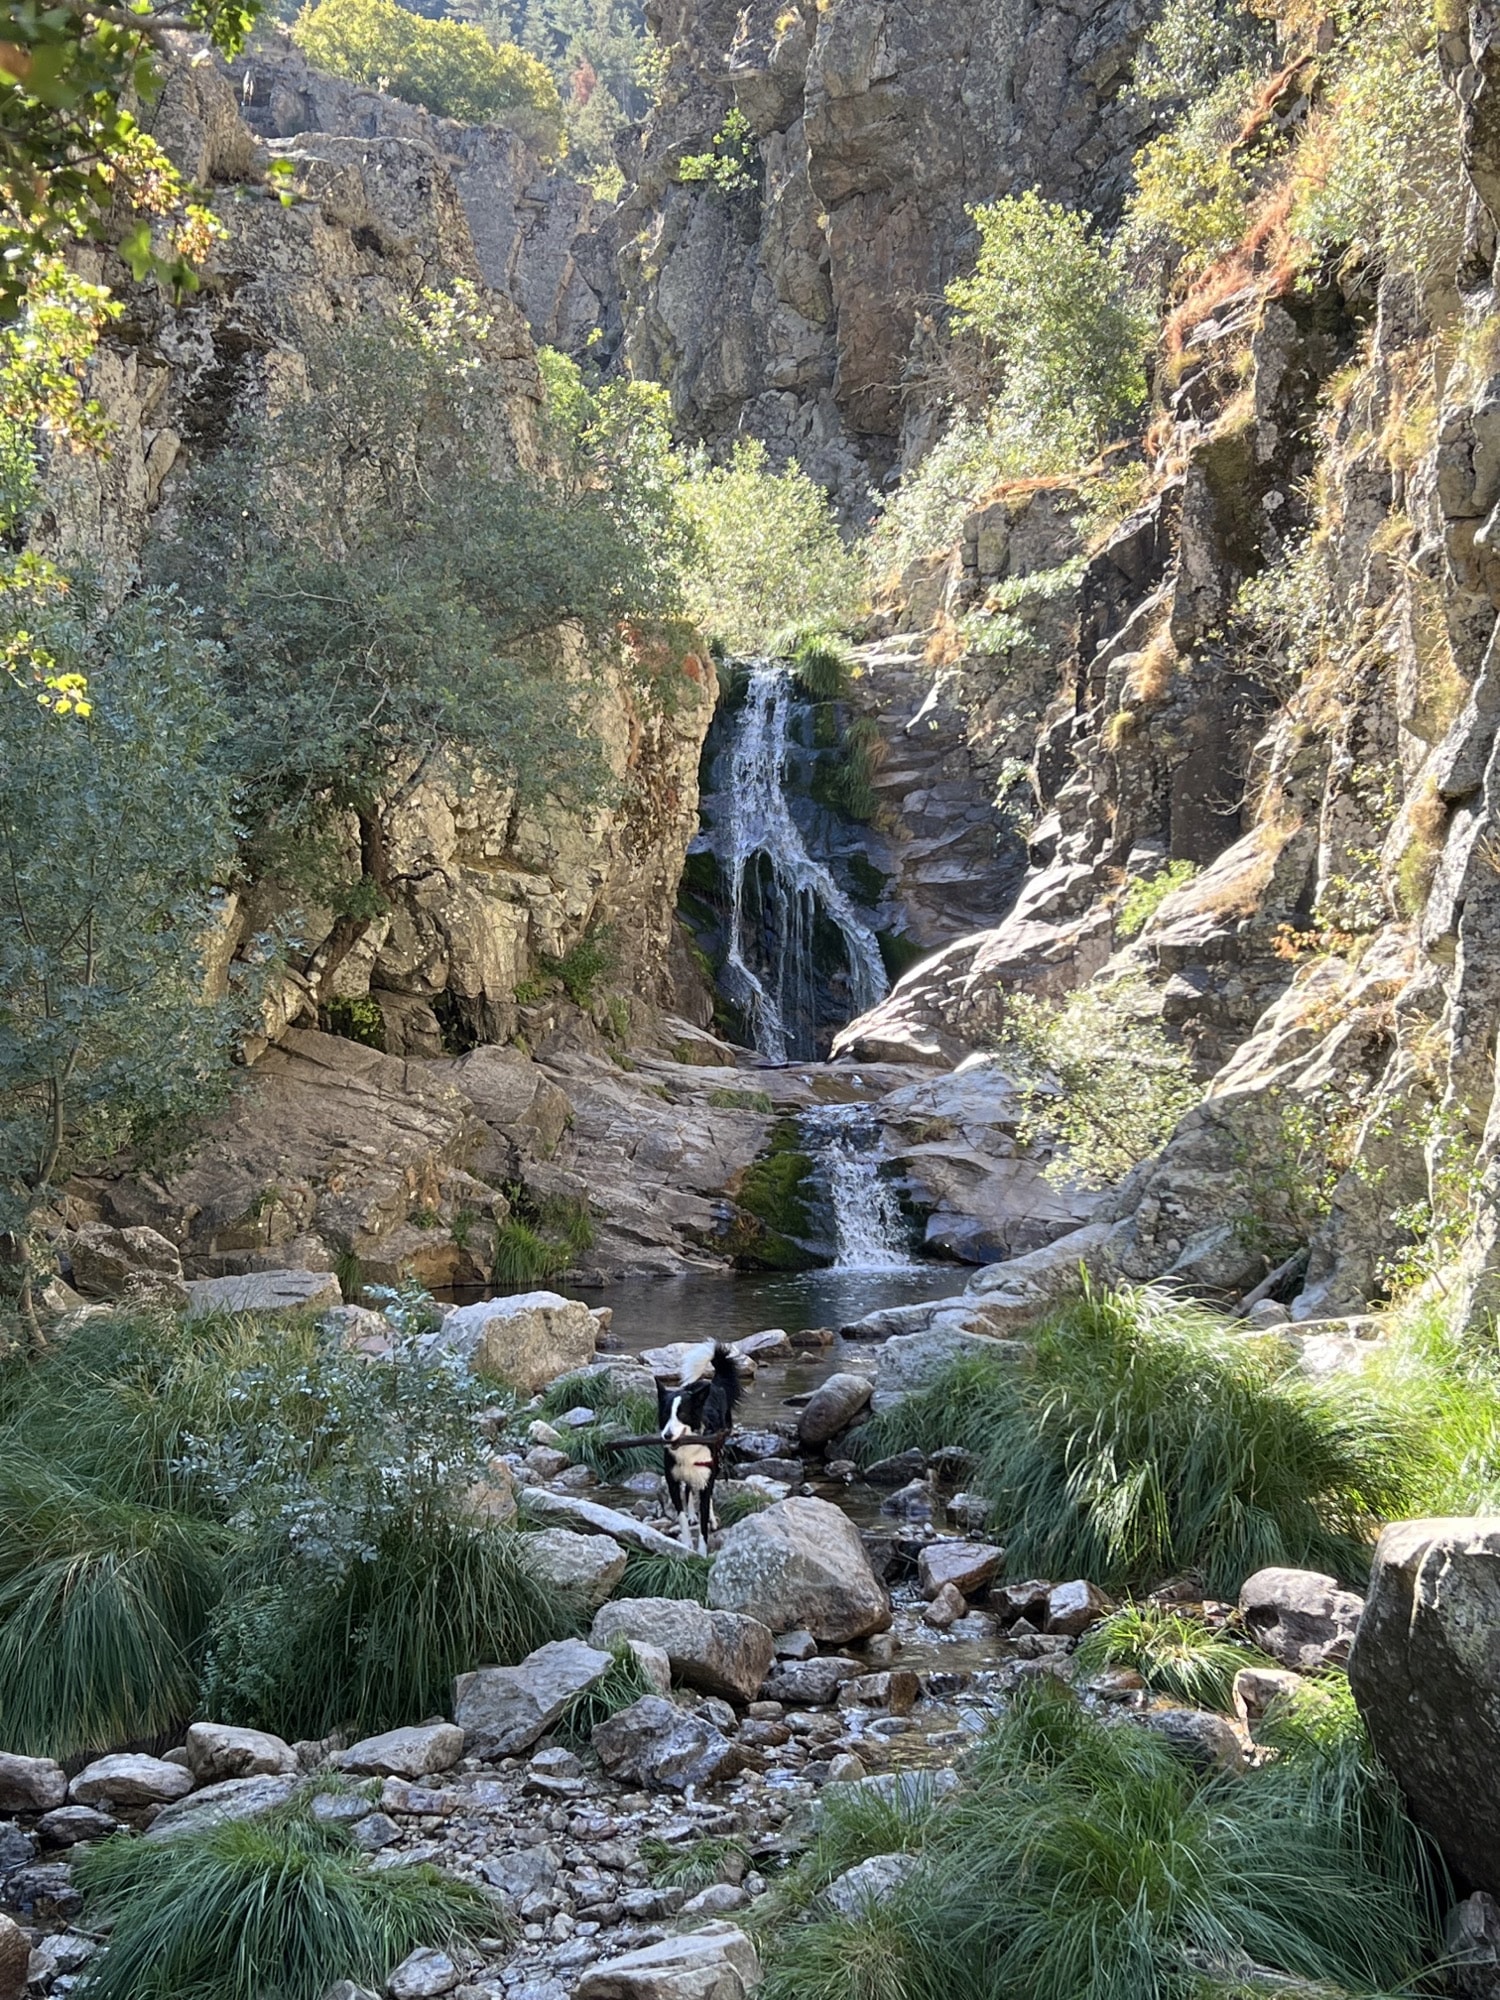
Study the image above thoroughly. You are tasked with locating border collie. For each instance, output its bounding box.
[658,1340,740,1553]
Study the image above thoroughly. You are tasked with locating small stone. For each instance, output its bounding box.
[762,1657,860,1706]
[4,1860,79,1917]
[388,1946,461,1998]
[797,1375,874,1450]
[1043,1580,1109,1636]
[526,1446,571,1479]
[571,1922,759,2000]
[1134,1708,1243,1771]
[861,1631,901,1664]
[591,1601,774,1706]
[922,1583,966,1630]
[773,1629,817,1661]
[455,1641,614,1759]
[827,1753,866,1783]
[336,1723,465,1780]
[0,1914,29,2000]
[1232,1665,1302,1735]
[0,1752,67,1813]
[0,1825,35,1874]
[993,1581,1051,1626]
[861,1450,928,1489]
[146,1775,300,1841]
[824,1853,919,1918]
[351,1812,402,1852]
[591,1697,741,1793]
[627,1642,673,1696]
[917,1541,1003,1601]
[837,1671,919,1715]
[522,1529,628,1613]
[1239,1568,1363,1673]
[680,1883,747,1917]
[530,1747,583,1780]
[69,1754,195,1808]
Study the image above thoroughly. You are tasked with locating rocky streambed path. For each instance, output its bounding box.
[0,1293,1408,2000]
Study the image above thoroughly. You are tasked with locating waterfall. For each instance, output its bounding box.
[803,1104,915,1272]
[717,661,887,1062]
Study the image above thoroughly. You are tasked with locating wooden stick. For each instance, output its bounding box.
[595,1430,732,1453]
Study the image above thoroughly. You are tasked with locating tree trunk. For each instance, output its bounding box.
[300,808,391,998]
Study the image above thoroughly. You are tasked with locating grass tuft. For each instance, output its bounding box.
[1075,1604,1264,1712]
[534,1370,660,1479]
[641,1834,752,1893]
[858,1284,1424,1594]
[613,1550,713,1602]
[553,1639,655,1750]
[73,1798,498,2000]
[761,1679,1442,2000]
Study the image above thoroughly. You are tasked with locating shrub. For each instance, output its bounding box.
[1117,859,1200,938]
[1124,75,1263,281]
[678,440,865,654]
[864,412,1022,575]
[777,628,853,702]
[322,993,387,1049]
[1290,0,1465,288]
[763,1679,1439,2000]
[1129,0,1275,105]
[946,192,1150,472]
[541,926,616,1005]
[997,976,1200,1188]
[678,108,757,194]
[73,1799,497,2000]
[293,0,563,138]
[1074,1604,1263,1711]
[859,1285,1426,1594]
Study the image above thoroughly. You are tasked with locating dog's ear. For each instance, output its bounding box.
[656,1379,674,1426]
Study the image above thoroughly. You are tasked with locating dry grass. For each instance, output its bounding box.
[1124,621,1178,707]
[1393,778,1449,919]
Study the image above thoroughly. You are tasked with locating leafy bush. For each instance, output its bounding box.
[1290,0,1465,287]
[946,192,1150,472]
[0,1305,564,1754]
[293,0,563,137]
[864,412,1022,576]
[1124,75,1263,281]
[778,628,853,702]
[1117,859,1200,938]
[678,109,758,194]
[1129,0,1275,105]
[997,977,1199,1187]
[858,1285,1425,1594]
[678,440,865,654]
[541,926,616,1005]
[763,1678,1440,2000]
[1075,1604,1262,1711]
[74,1798,497,2000]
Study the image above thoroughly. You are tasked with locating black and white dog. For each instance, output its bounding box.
[657,1340,740,1553]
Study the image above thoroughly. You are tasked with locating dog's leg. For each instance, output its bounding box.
[703,1465,719,1540]
[664,1460,691,1549]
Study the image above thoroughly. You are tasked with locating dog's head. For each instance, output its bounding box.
[658,1341,719,1440]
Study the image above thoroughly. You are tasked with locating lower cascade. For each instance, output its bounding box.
[802,1103,915,1272]
[717,660,887,1062]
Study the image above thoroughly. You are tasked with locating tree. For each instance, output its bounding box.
[675,438,864,655]
[291,0,563,139]
[0,571,240,1342]
[150,284,675,993]
[0,0,254,318]
[946,191,1150,471]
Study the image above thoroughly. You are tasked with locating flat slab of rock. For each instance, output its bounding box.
[69,1755,194,1808]
[184,1269,342,1318]
[521,1489,696,1560]
[525,1528,629,1612]
[1349,1517,1500,1894]
[185,1722,298,1786]
[590,1601,773,1705]
[1239,1566,1363,1672]
[709,1497,891,1642]
[917,1541,1003,1600]
[591,1697,741,1792]
[455,1640,614,1759]
[388,1946,461,1999]
[0,1754,66,1813]
[145,1775,301,1842]
[797,1374,873,1449]
[571,1921,759,2000]
[35,1806,115,1847]
[426,1290,597,1394]
[763,1657,860,1706]
[335,1722,463,1780]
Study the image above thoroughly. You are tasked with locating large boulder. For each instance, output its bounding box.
[524,1528,628,1612]
[454,1639,614,1759]
[0,1912,28,2000]
[590,1600,774,1704]
[428,1291,597,1393]
[572,1922,759,2000]
[183,1269,342,1318]
[797,1374,873,1449]
[870,1327,1024,1412]
[334,1723,463,1780]
[145,1775,301,1842]
[68,1755,194,1809]
[0,1753,67,1813]
[65,1222,183,1299]
[184,1723,298,1786]
[1240,1567,1364,1671]
[708,1497,891,1642]
[1348,1518,1500,1893]
[591,1697,741,1792]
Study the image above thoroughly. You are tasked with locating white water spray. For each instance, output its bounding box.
[718,662,887,1062]
[802,1104,915,1272]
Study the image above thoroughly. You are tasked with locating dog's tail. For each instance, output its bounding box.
[707,1341,741,1420]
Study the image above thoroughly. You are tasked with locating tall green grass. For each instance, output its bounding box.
[74,1799,497,2000]
[761,1679,1443,2000]
[613,1550,713,1602]
[535,1369,660,1478]
[0,1303,573,1756]
[858,1286,1425,1593]
[1075,1605,1265,1712]
[552,1639,655,1750]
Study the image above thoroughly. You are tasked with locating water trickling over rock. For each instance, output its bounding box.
[713,662,887,1062]
[802,1105,915,1273]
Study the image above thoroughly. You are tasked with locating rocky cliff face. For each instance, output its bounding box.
[832,3,1500,1329]
[51,52,712,1047]
[616,0,1163,504]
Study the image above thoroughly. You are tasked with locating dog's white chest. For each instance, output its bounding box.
[670,1442,715,1492]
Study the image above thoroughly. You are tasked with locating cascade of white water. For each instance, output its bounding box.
[717,661,887,1062]
[802,1104,915,1271]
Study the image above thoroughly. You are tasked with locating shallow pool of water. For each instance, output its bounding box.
[569,1266,964,1349]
